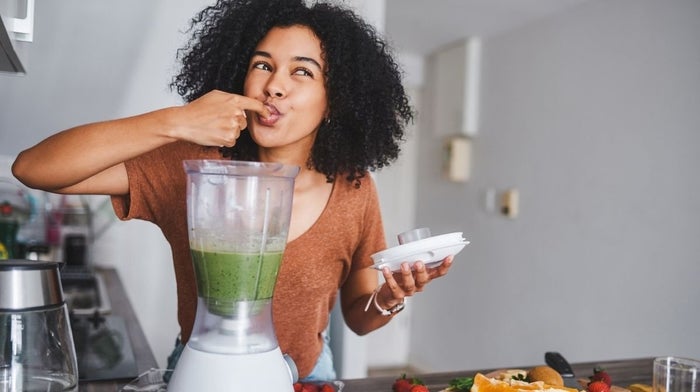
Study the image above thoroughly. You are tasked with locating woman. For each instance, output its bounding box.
[12,0,453,381]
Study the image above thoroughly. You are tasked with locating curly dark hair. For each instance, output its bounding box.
[171,0,413,185]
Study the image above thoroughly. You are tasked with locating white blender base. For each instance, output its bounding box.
[168,345,294,391]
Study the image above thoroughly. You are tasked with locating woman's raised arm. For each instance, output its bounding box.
[12,90,269,195]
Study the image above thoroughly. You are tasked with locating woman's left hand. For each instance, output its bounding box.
[377,255,454,307]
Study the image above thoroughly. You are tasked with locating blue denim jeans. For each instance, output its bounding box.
[300,331,337,382]
[165,331,336,382]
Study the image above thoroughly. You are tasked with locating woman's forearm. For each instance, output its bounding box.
[13,90,262,193]
[12,108,177,192]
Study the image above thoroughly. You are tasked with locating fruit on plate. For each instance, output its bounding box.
[470,372,579,392]
[440,376,474,391]
[628,384,652,392]
[589,367,612,386]
[393,377,414,392]
[527,366,564,387]
[486,369,528,381]
[393,374,428,392]
[580,366,631,392]
[587,381,611,392]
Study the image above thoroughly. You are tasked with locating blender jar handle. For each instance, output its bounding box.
[283,353,299,383]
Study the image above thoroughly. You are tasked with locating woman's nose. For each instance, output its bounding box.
[265,74,286,98]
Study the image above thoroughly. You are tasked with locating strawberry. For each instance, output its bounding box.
[588,380,611,392]
[410,385,430,392]
[301,383,320,392]
[591,367,612,386]
[294,382,303,392]
[393,378,413,392]
[320,384,335,392]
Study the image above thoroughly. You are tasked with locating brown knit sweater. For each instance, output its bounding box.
[111,141,386,377]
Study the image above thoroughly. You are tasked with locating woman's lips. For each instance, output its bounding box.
[258,103,281,126]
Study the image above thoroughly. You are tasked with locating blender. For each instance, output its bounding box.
[0,259,79,392]
[168,160,300,391]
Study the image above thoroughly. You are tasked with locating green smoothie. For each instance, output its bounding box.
[190,249,283,317]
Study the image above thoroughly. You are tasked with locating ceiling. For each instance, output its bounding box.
[384,0,592,55]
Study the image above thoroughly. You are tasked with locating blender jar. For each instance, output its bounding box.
[184,160,299,355]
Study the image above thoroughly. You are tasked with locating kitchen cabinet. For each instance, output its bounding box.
[429,37,481,138]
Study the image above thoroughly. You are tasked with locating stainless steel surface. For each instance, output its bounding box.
[0,259,64,309]
[1,260,79,391]
[62,271,112,315]
[71,315,138,382]
[75,268,159,391]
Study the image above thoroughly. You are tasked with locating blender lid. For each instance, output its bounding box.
[0,259,65,311]
[183,160,300,178]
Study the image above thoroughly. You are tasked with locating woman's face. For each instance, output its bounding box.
[244,25,328,154]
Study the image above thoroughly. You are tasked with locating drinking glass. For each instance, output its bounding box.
[653,356,700,392]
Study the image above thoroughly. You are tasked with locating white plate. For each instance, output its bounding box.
[371,232,469,272]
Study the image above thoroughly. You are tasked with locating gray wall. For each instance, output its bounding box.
[1,1,161,151]
[409,0,700,372]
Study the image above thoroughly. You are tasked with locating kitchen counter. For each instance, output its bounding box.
[341,357,655,392]
[70,274,655,392]
[77,268,158,391]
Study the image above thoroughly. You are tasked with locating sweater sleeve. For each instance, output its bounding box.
[350,175,387,271]
[111,142,218,223]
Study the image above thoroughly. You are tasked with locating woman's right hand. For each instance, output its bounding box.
[167,90,270,147]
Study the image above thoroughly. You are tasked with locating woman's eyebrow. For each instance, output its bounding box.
[252,50,272,58]
[293,56,322,70]
[252,50,322,70]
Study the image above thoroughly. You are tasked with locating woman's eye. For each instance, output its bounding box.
[293,67,313,77]
[252,61,272,71]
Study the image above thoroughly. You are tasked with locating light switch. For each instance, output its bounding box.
[443,136,471,182]
[500,188,519,218]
